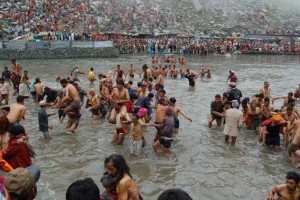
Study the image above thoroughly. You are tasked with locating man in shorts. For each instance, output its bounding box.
[153,107,174,153]
[208,94,223,128]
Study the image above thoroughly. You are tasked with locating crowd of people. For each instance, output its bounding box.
[0,56,300,199]
[115,36,300,55]
[0,0,176,39]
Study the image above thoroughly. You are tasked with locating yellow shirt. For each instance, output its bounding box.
[88,71,95,80]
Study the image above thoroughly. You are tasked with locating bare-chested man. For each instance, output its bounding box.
[125,64,139,79]
[268,171,300,200]
[260,97,274,121]
[142,64,153,81]
[109,80,130,124]
[59,79,81,114]
[153,97,169,141]
[283,106,299,126]
[169,97,192,138]
[273,92,294,109]
[6,95,26,124]
[156,73,164,86]
[260,81,272,99]
[288,120,300,167]
[59,79,81,133]
[184,68,197,87]
[113,65,125,78]
[33,78,46,102]
[87,89,101,120]
[104,154,140,200]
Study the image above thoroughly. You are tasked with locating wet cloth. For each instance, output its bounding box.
[288,143,300,154]
[2,133,32,169]
[130,139,142,156]
[223,108,243,137]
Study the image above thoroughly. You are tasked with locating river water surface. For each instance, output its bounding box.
[0,54,299,200]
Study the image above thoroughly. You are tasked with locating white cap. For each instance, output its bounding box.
[39,100,47,106]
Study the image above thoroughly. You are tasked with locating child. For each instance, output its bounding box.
[0,78,9,105]
[53,91,66,123]
[38,100,55,140]
[130,114,155,156]
[100,173,117,200]
[112,104,131,145]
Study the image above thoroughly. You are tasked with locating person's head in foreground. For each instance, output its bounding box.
[4,166,40,200]
[157,188,193,200]
[66,178,100,200]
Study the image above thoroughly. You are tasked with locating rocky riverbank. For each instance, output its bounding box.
[0,47,119,60]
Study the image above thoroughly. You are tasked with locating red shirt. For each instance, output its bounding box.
[3,134,32,169]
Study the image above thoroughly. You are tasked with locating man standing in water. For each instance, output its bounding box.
[260,81,272,99]
[109,80,130,124]
[288,121,300,167]
[169,97,192,138]
[70,67,85,82]
[184,68,197,87]
[125,64,139,79]
[6,95,26,124]
[10,59,22,95]
[59,79,81,133]
[223,100,243,145]
[267,171,300,200]
[227,82,242,106]
[104,154,141,200]
[227,70,238,84]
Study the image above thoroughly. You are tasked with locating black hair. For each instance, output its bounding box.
[264,97,270,103]
[288,92,294,96]
[66,178,100,200]
[128,81,133,85]
[215,94,221,99]
[148,93,154,98]
[9,124,25,136]
[0,78,5,82]
[157,188,193,200]
[35,78,41,83]
[142,64,147,69]
[286,171,300,184]
[222,92,228,97]
[104,154,131,184]
[287,106,293,111]
[44,87,50,92]
[116,80,125,86]
[132,114,140,120]
[16,95,25,103]
[288,98,296,104]
[159,89,166,94]
[258,93,264,98]
[169,97,176,103]
[60,79,68,84]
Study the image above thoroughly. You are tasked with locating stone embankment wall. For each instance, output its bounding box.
[0,47,119,60]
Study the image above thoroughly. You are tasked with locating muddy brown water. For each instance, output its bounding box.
[0,54,299,199]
